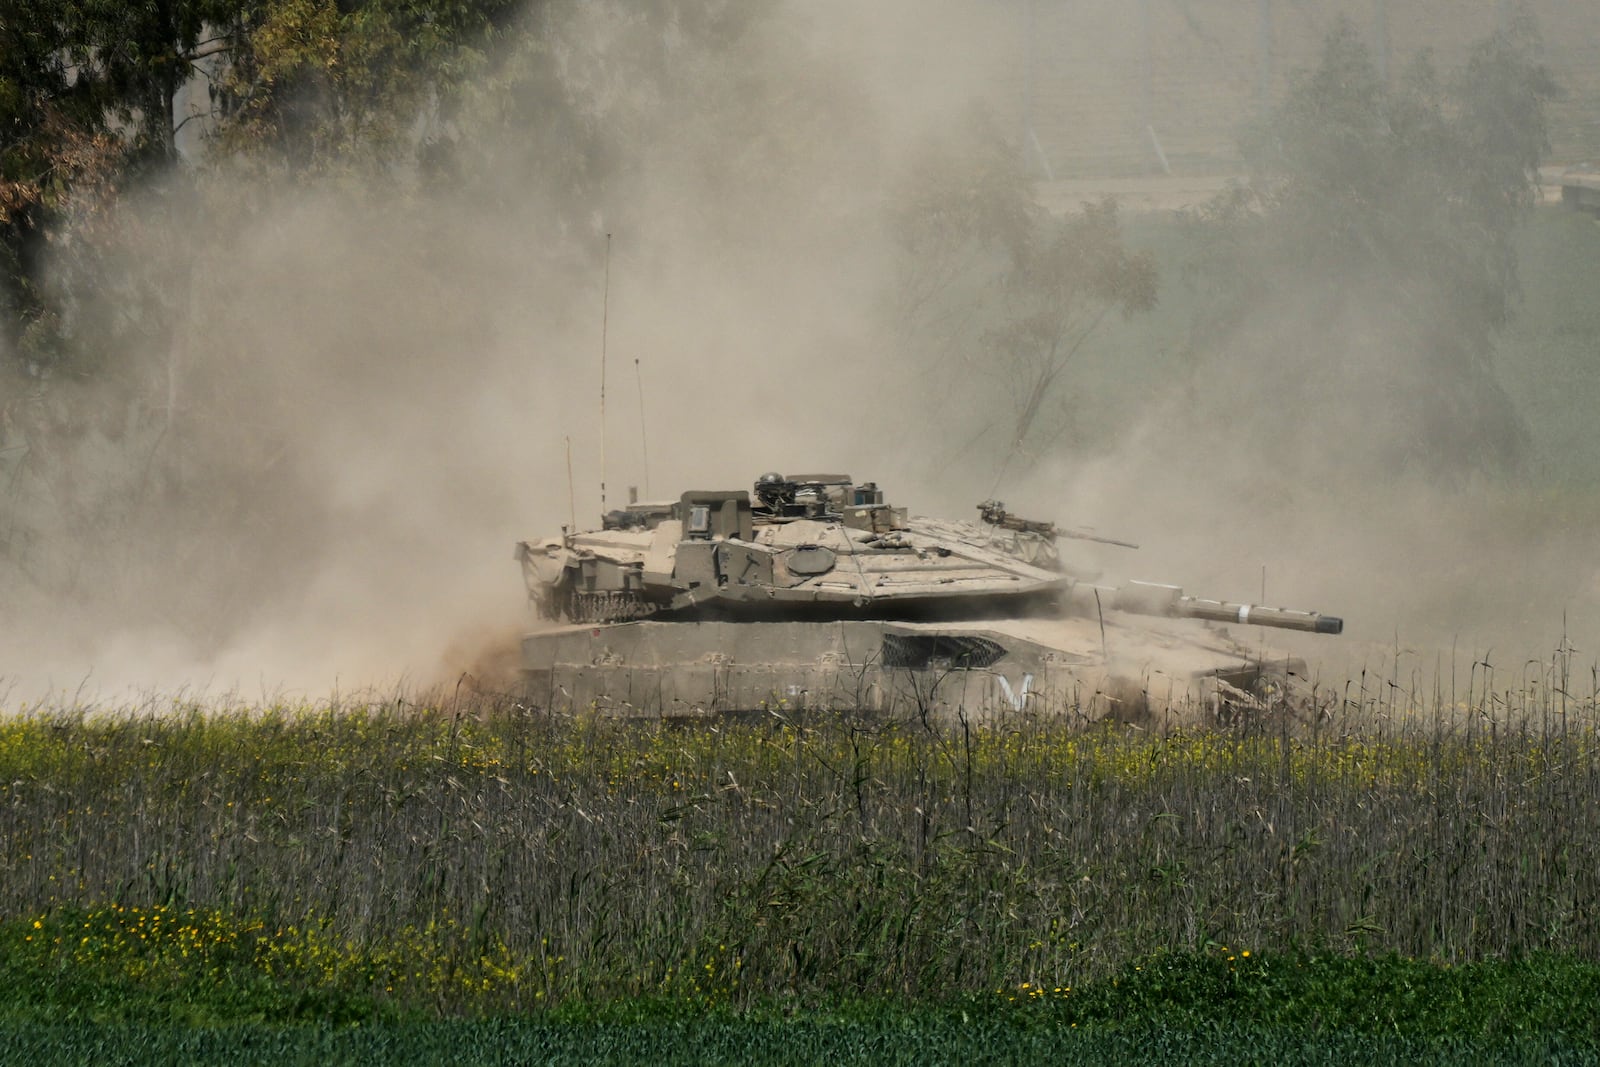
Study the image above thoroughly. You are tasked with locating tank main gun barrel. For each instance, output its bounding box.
[1110,581,1343,635]
[1172,596,1343,634]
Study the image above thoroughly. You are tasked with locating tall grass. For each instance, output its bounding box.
[2,658,1600,1016]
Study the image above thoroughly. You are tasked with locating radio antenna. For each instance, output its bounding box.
[634,356,650,498]
[565,435,576,532]
[599,232,612,516]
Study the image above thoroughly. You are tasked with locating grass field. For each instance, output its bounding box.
[2,689,1600,1060]
[0,1016,1595,1066]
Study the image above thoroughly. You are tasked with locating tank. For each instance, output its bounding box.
[515,473,1343,725]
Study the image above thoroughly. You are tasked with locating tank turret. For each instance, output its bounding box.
[516,474,1065,624]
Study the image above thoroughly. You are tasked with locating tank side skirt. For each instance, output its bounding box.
[519,620,1288,720]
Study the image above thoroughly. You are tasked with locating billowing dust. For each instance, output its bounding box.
[0,1,1593,705]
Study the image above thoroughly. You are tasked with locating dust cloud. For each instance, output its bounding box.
[0,1,1014,703]
[1003,285,1600,691]
[2,1,1593,706]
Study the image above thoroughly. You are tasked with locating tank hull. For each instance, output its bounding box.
[520,614,1304,726]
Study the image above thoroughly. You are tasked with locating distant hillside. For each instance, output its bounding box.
[980,1,1600,177]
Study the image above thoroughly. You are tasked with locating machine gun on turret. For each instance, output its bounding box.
[978,500,1140,549]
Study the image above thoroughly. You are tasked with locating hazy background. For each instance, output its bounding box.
[2,0,1597,703]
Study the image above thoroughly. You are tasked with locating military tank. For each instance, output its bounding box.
[515,473,1342,724]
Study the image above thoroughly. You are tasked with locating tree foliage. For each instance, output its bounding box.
[0,0,528,633]
[0,0,122,374]
[0,0,522,382]
[212,0,521,171]
[892,112,1156,469]
[1185,19,1558,476]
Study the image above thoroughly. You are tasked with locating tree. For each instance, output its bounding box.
[0,0,116,376]
[1182,19,1558,477]
[0,0,267,384]
[0,0,523,380]
[211,0,522,173]
[0,0,528,623]
[890,111,1156,473]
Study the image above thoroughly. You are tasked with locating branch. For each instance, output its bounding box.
[180,39,234,63]
[171,112,208,135]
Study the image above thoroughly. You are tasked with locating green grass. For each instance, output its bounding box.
[5,937,1599,1035]
[0,1019,1593,1067]
[3,698,1600,1030]
[2,953,1599,1064]
[3,947,1600,1062]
